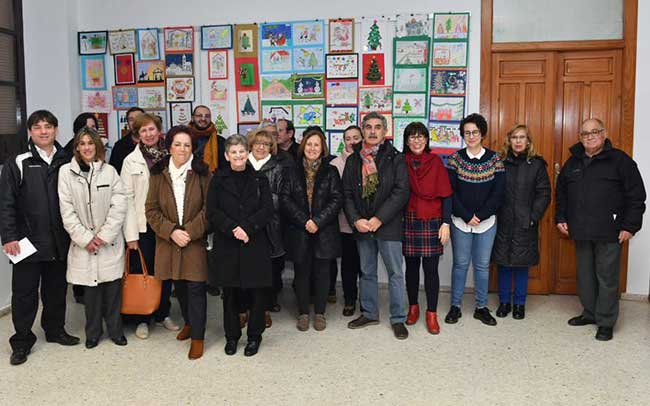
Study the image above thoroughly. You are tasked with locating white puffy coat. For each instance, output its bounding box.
[121,146,150,242]
[58,158,127,286]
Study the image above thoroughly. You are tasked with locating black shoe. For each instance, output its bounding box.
[113,336,128,346]
[224,340,238,356]
[244,340,261,357]
[46,332,80,346]
[207,286,221,297]
[568,315,596,326]
[85,338,99,349]
[347,315,379,329]
[496,303,511,318]
[444,306,462,324]
[512,304,525,320]
[391,323,409,340]
[10,349,30,366]
[342,303,355,317]
[595,326,613,341]
[473,307,497,326]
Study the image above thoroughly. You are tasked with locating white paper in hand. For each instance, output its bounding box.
[4,238,37,264]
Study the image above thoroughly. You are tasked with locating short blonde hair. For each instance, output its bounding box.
[248,128,278,155]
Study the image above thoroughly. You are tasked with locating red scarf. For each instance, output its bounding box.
[406,151,452,219]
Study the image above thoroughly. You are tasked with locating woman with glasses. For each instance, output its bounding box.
[445,113,505,327]
[492,125,550,320]
[401,122,453,334]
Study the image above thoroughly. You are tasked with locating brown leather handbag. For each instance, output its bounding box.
[120,248,162,315]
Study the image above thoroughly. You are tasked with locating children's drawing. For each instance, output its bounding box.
[429,96,465,122]
[361,18,387,53]
[170,102,193,126]
[261,49,293,73]
[433,13,469,40]
[108,30,136,54]
[78,31,107,55]
[432,42,468,68]
[138,86,166,109]
[137,29,160,61]
[362,53,385,86]
[209,80,228,103]
[165,53,193,77]
[112,86,138,110]
[234,24,258,57]
[293,103,324,126]
[81,55,106,90]
[136,60,165,83]
[201,25,233,49]
[329,132,345,155]
[430,121,463,150]
[208,50,228,79]
[394,38,430,66]
[262,103,293,122]
[326,107,358,131]
[329,19,354,53]
[392,93,426,117]
[326,80,358,106]
[164,26,194,52]
[359,86,392,113]
[394,68,428,92]
[114,53,135,85]
[292,74,324,99]
[260,23,292,48]
[326,53,359,79]
[166,78,195,102]
[430,69,467,96]
[395,14,431,37]
[293,47,325,72]
[292,21,324,46]
[261,74,292,100]
[237,91,260,123]
[81,90,111,113]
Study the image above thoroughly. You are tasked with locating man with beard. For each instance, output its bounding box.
[109,107,144,174]
[189,105,226,173]
[277,119,299,162]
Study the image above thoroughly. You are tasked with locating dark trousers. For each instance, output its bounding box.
[124,225,172,323]
[84,279,123,341]
[575,240,622,328]
[269,256,284,309]
[10,260,68,351]
[295,255,330,315]
[497,266,529,305]
[340,232,361,305]
[405,256,440,312]
[329,259,338,294]
[222,287,266,341]
[173,280,207,339]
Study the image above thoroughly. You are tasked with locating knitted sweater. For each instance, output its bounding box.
[447,148,505,223]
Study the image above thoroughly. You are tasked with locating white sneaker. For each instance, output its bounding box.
[135,322,149,339]
[157,316,180,331]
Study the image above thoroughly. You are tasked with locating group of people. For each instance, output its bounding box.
[0,104,645,367]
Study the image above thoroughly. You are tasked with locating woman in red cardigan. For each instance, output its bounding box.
[402,122,453,334]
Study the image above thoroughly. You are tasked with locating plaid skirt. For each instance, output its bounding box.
[402,211,444,257]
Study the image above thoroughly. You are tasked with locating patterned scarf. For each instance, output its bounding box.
[139,140,169,169]
[360,142,380,199]
[190,122,219,172]
[303,157,321,207]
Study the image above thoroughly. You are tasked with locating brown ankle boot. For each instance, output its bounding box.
[188,339,204,360]
[176,325,191,341]
[426,311,440,335]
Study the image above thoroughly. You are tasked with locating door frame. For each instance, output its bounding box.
[480,0,638,292]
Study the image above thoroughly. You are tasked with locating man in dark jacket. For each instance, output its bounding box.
[556,118,646,341]
[0,110,80,366]
[189,105,226,173]
[342,112,410,339]
[109,106,144,174]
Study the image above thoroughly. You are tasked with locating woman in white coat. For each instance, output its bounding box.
[58,127,128,348]
[121,113,178,339]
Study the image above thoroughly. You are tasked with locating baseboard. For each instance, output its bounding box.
[621,293,649,302]
[0,305,10,317]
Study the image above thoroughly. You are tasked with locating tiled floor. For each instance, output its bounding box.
[1,289,649,405]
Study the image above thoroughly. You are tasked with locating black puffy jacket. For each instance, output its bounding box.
[256,155,286,258]
[0,141,71,262]
[280,159,343,263]
[492,153,551,266]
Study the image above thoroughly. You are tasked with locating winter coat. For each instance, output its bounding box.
[556,139,646,241]
[206,166,274,288]
[58,159,127,286]
[492,153,551,266]
[145,156,211,282]
[330,151,354,234]
[342,142,410,241]
[255,155,285,258]
[280,159,343,263]
[121,146,150,242]
[0,141,70,262]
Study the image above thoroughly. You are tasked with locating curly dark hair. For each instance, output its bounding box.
[459,113,488,138]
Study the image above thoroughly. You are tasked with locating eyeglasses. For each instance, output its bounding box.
[510,135,528,141]
[253,142,271,148]
[463,130,481,138]
[579,128,605,139]
[408,134,426,142]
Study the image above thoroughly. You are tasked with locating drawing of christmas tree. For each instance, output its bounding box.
[432,72,445,93]
[446,17,453,33]
[241,96,256,116]
[214,114,228,133]
[367,20,382,51]
[363,93,373,109]
[402,99,412,114]
[366,57,382,82]
[308,51,318,69]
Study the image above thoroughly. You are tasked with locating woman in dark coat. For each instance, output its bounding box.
[206,134,273,357]
[492,124,551,319]
[280,128,343,332]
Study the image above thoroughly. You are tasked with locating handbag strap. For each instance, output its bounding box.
[124,247,150,276]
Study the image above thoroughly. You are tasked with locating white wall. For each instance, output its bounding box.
[18,0,650,295]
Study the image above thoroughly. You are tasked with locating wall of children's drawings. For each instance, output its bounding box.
[77,12,470,159]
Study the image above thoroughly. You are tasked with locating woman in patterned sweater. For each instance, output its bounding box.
[444,113,505,327]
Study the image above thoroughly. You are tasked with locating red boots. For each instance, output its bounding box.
[426,311,440,334]
[406,304,420,325]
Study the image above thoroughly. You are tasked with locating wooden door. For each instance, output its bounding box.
[487,52,556,294]
[551,49,623,294]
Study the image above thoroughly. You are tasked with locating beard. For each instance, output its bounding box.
[194,121,211,131]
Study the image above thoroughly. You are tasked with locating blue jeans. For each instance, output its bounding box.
[497,266,529,305]
[357,239,407,324]
[450,223,497,308]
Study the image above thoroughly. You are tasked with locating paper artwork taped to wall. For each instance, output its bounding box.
[394,68,428,92]
[359,86,392,113]
[394,38,430,66]
[326,106,358,131]
[293,47,325,73]
[392,93,426,117]
[325,80,358,106]
[166,78,195,102]
[329,132,345,156]
[261,49,293,74]
[237,91,261,123]
[292,21,324,46]
[164,26,194,53]
[137,29,160,61]
[293,103,324,127]
[430,69,466,96]
[137,86,166,110]
[362,53,385,86]
[361,18,387,53]
[262,103,293,123]
[261,74,292,100]
[328,19,354,53]
[430,121,463,150]
[81,90,111,113]
[78,31,108,55]
[112,86,138,110]
[201,25,233,49]
[433,13,469,40]
[81,55,107,90]
[208,50,228,79]
[260,23,292,48]
[114,54,135,85]
[209,80,228,103]
[234,24,259,57]
[165,53,193,77]
[326,53,359,79]
[432,42,468,68]
[170,102,193,126]
[292,74,324,99]
[429,96,465,122]
[136,60,165,83]
[108,30,136,54]
[395,14,431,38]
